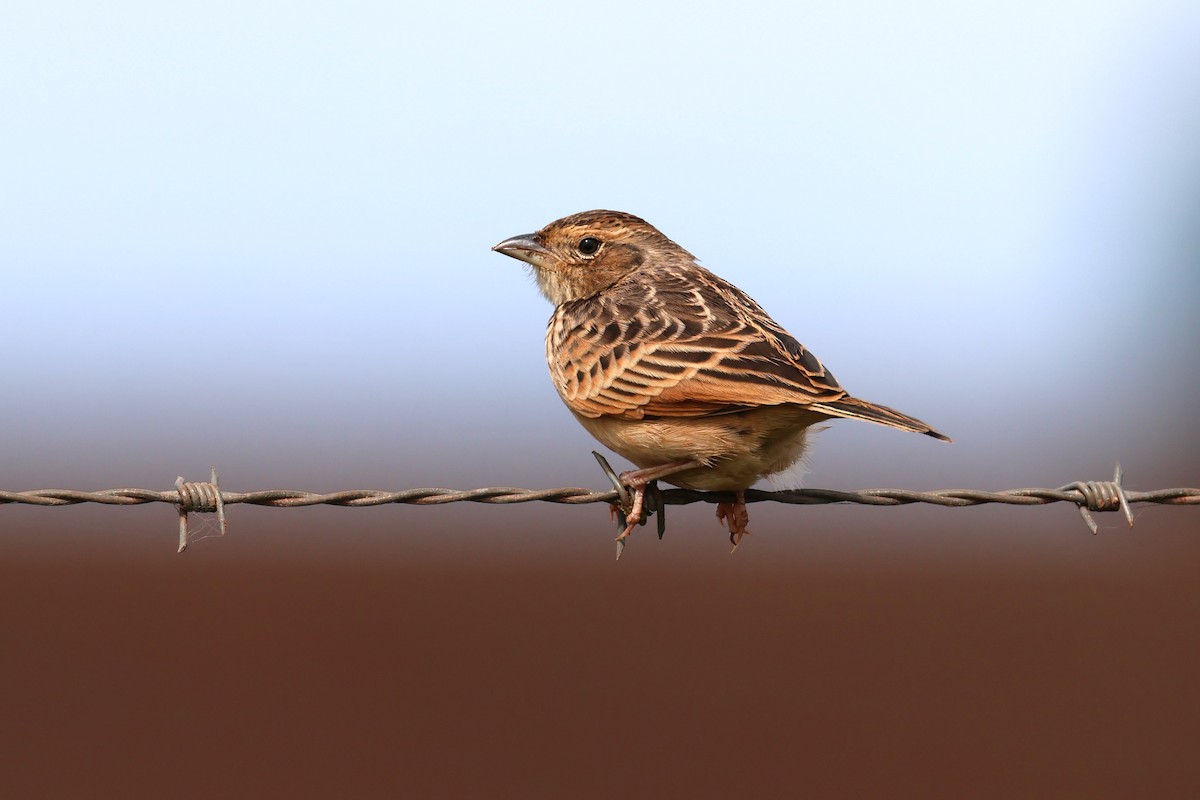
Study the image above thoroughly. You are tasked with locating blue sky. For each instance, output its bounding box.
[3,0,1198,503]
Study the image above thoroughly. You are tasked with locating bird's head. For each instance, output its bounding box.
[492,210,694,305]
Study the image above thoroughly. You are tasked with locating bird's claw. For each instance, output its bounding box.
[595,453,668,558]
[716,490,751,553]
[613,503,640,561]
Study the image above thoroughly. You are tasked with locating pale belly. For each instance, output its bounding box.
[572,406,826,491]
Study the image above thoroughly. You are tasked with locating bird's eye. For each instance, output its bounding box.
[577,236,601,256]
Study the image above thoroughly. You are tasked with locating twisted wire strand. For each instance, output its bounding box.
[2,485,1197,508]
[6,463,1190,555]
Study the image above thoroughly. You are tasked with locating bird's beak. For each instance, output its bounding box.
[492,233,551,268]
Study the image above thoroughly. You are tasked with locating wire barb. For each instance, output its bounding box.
[593,452,630,560]
[1058,463,1135,535]
[174,467,226,552]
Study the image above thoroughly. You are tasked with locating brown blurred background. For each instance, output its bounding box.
[2,481,1198,798]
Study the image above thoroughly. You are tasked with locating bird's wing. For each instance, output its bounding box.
[548,267,847,419]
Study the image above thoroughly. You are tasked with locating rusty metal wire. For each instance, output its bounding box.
[1,456,1195,560]
[3,484,1197,513]
[4,468,1196,511]
[2,465,1196,520]
[7,484,1198,509]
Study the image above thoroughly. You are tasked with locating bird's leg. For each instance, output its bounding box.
[716,490,751,552]
[614,459,704,542]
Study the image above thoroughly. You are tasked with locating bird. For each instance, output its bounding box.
[492,210,949,550]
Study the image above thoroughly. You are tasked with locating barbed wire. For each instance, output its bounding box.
[10,483,1192,508]
[2,463,1197,552]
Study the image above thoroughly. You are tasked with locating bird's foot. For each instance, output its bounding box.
[716,490,751,553]
[593,452,702,559]
[615,483,647,542]
[613,461,696,539]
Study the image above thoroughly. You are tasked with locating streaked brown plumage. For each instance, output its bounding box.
[493,210,949,549]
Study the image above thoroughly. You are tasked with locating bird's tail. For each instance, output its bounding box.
[810,396,952,442]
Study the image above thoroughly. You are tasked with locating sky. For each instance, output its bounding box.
[2,0,1198,528]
